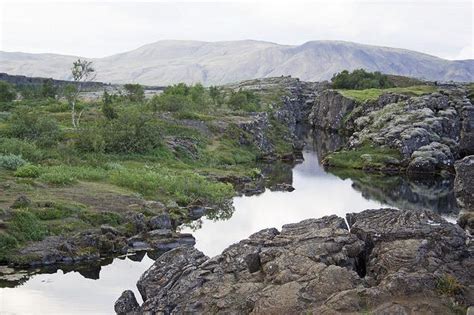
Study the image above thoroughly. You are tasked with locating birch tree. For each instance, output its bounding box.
[66,59,96,128]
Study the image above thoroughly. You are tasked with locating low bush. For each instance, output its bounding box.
[0,154,27,170]
[8,109,62,147]
[14,164,42,178]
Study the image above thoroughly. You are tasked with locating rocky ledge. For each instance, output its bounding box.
[116,208,473,314]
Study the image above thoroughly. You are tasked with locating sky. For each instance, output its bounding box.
[0,0,473,60]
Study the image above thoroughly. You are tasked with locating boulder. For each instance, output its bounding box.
[114,290,139,315]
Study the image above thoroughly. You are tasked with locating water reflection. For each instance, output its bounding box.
[0,253,155,315]
[181,137,460,257]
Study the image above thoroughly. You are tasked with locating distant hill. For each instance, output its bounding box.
[1,40,473,85]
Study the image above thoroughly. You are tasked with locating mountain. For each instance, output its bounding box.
[1,40,473,85]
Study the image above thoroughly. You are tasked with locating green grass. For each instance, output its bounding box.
[323,143,402,170]
[39,165,108,185]
[338,85,437,103]
[110,167,233,205]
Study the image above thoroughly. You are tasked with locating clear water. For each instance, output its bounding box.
[0,138,459,314]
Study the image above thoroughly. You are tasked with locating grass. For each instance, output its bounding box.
[110,167,234,205]
[323,143,402,170]
[338,85,437,103]
[436,274,463,297]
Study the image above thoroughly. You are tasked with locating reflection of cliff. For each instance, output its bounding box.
[329,169,459,215]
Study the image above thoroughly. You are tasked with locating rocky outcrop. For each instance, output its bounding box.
[315,86,474,175]
[309,90,356,131]
[454,155,474,211]
[118,208,473,314]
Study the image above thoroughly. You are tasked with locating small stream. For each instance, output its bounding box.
[0,136,459,314]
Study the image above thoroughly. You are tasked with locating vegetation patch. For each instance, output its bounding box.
[323,143,402,170]
[338,85,437,103]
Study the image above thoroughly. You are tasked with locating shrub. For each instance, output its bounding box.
[14,164,41,178]
[228,90,261,112]
[8,109,62,147]
[75,126,106,153]
[123,84,145,102]
[0,154,27,170]
[150,93,192,112]
[102,109,162,153]
[331,69,394,90]
[0,81,16,102]
[102,90,118,120]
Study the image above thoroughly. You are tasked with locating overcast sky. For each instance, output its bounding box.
[0,0,472,60]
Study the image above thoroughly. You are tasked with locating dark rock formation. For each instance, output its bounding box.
[119,208,473,314]
[454,155,474,211]
[114,290,139,315]
[309,90,356,131]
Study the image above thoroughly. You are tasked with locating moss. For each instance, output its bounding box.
[338,85,437,103]
[323,143,402,170]
[78,211,123,226]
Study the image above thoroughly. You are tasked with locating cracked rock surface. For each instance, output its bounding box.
[117,208,473,314]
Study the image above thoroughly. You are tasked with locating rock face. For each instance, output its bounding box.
[309,90,356,131]
[454,155,474,211]
[119,208,473,314]
[315,86,474,175]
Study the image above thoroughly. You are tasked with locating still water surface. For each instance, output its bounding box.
[0,141,458,314]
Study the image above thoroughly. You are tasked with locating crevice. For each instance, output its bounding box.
[354,235,374,278]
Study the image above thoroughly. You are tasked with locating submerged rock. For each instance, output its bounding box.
[122,208,473,314]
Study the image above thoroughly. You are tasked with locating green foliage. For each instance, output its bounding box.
[0,232,18,261]
[338,85,437,103]
[101,109,162,153]
[39,165,107,185]
[8,209,47,242]
[110,167,233,205]
[101,90,118,120]
[40,79,57,98]
[0,154,27,170]
[331,69,394,90]
[0,81,16,102]
[228,89,261,112]
[150,93,192,112]
[14,164,42,178]
[75,126,106,153]
[123,84,145,102]
[0,138,45,162]
[323,143,401,170]
[78,211,122,226]
[8,109,62,147]
[209,86,224,106]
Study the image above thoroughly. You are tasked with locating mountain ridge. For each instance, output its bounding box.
[1,40,472,85]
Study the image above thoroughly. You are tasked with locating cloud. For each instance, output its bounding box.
[0,0,472,59]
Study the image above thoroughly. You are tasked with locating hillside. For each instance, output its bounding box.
[1,40,473,85]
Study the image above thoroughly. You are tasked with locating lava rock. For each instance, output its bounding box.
[114,290,139,315]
